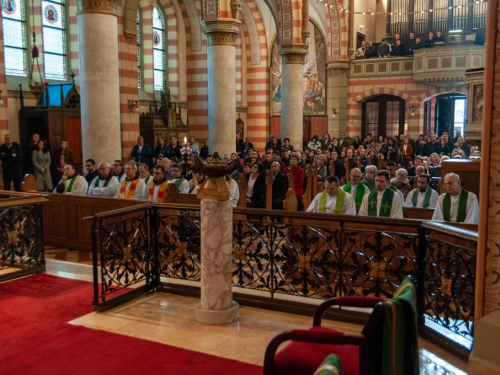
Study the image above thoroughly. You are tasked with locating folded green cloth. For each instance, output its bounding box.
[313,354,343,375]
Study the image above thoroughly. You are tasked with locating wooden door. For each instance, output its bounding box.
[66,118,82,164]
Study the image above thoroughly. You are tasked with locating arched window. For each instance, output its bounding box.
[137,9,141,88]
[2,0,28,76]
[42,0,67,80]
[152,4,165,91]
[362,95,406,139]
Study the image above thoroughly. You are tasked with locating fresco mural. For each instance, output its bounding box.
[271,21,326,116]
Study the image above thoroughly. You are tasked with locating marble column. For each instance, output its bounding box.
[278,44,308,150]
[195,178,239,324]
[326,61,349,137]
[77,0,121,164]
[202,20,241,156]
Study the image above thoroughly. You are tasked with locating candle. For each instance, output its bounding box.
[184,137,187,144]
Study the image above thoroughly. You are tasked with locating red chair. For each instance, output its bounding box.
[263,278,418,375]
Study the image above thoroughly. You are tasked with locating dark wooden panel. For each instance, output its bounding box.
[440,160,481,198]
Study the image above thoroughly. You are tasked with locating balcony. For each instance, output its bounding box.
[350,44,485,87]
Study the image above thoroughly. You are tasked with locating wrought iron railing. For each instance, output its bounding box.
[0,192,46,282]
[90,204,477,352]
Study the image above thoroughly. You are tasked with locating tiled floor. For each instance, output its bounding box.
[44,247,99,266]
[40,258,471,374]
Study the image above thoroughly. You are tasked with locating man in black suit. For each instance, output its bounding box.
[272,150,285,172]
[236,133,245,157]
[83,158,99,185]
[270,161,288,209]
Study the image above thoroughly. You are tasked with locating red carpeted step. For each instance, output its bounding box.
[0,273,262,375]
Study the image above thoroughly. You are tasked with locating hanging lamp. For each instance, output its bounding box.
[28,0,47,100]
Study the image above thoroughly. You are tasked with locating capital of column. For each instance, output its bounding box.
[76,0,118,16]
[202,20,241,46]
[326,61,350,76]
[278,44,308,64]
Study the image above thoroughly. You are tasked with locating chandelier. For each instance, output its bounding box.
[28,0,47,100]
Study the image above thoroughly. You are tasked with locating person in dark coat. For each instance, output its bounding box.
[246,163,266,208]
[236,133,245,157]
[199,139,210,159]
[131,136,152,167]
[164,136,182,160]
[270,161,288,209]
[23,133,39,175]
[391,39,407,56]
[0,134,23,191]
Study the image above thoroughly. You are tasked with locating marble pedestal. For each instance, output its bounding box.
[195,198,239,325]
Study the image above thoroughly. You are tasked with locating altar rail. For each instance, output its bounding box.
[89,204,477,357]
[0,191,46,282]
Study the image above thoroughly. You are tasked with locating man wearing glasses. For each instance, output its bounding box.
[83,159,99,185]
[87,161,119,197]
[143,165,169,203]
[341,168,369,205]
[432,172,478,223]
[118,161,145,200]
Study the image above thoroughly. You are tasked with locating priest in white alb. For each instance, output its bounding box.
[87,161,120,197]
[404,173,438,209]
[307,176,356,215]
[341,168,370,205]
[432,172,478,224]
[118,161,145,200]
[358,170,403,218]
[53,164,88,195]
[143,165,170,203]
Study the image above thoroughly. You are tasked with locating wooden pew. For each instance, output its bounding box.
[302,165,313,211]
[283,167,298,211]
[311,163,319,200]
[265,169,273,211]
[21,174,38,192]
[238,173,248,209]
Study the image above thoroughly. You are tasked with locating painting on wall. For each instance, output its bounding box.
[271,21,327,116]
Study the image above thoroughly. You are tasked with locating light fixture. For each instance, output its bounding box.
[450,29,463,33]
[332,109,337,118]
[0,90,3,106]
[410,106,417,116]
[360,24,364,29]
[128,99,139,113]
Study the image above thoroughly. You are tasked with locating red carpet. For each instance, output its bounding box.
[0,273,262,375]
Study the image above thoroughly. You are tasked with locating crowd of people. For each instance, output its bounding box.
[0,129,479,223]
[356,31,446,59]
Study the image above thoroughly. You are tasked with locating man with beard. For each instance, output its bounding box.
[170,163,188,192]
[404,174,438,209]
[87,161,119,197]
[118,161,145,200]
[112,160,125,182]
[358,170,403,218]
[143,165,169,202]
[53,164,88,195]
[307,176,356,215]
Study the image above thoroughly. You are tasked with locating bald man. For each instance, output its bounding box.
[87,161,120,197]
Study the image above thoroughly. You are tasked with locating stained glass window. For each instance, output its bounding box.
[137,10,141,88]
[153,4,165,91]
[2,0,28,76]
[42,0,67,80]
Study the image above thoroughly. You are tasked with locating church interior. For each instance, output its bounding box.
[2,0,500,373]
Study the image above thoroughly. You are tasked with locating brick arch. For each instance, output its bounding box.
[354,88,410,103]
[417,86,467,104]
[325,0,343,60]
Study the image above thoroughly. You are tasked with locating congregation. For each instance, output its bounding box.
[0,130,479,224]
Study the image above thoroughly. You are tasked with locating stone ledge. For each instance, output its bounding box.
[469,310,500,374]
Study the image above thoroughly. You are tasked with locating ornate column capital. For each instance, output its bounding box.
[326,61,350,76]
[278,44,308,65]
[202,20,241,46]
[76,0,118,16]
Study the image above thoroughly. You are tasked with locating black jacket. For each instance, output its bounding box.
[248,173,266,208]
[0,142,23,171]
[164,144,182,160]
[272,172,289,202]
[84,169,99,185]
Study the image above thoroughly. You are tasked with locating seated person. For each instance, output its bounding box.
[432,172,479,223]
[341,168,370,204]
[358,170,403,218]
[53,164,88,195]
[404,174,439,209]
[307,176,356,215]
[391,168,412,199]
[283,155,304,198]
[246,163,266,208]
[144,165,170,202]
[184,172,205,195]
[270,161,288,210]
[226,175,239,207]
[88,162,119,197]
[170,163,188,192]
[118,161,145,200]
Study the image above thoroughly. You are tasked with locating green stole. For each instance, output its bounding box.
[411,187,432,208]
[144,175,151,185]
[94,176,111,188]
[66,176,77,193]
[319,189,345,214]
[342,181,365,204]
[368,188,395,217]
[443,189,469,222]
[174,178,186,189]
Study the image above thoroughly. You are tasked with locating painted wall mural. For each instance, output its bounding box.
[271,21,327,116]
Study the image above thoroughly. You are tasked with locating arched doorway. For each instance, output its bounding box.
[434,93,466,136]
[361,95,406,139]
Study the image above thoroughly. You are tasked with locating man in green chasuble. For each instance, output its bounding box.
[358,170,403,218]
[307,176,356,215]
[432,172,478,223]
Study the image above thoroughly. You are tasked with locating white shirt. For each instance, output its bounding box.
[142,180,168,202]
[170,178,188,193]
[88,175,119,197]
[307,191,356,215]
[120,178,145,200]
[432,190,479,224]
[53,175,88,196]
[358,189,403,218]
[227,179,239,207]
[342,183,370,200]
[183,181,199,195]
[404,188,439,209]
[247,175,257,198]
